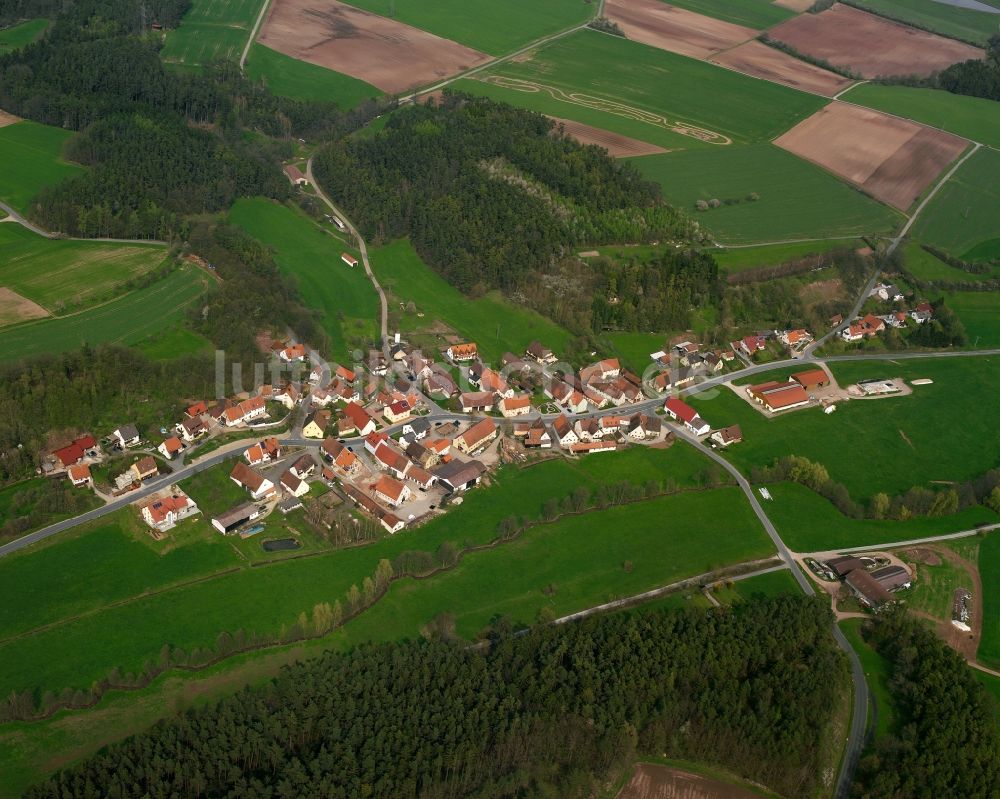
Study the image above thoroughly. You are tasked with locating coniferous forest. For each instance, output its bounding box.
[24,597,848,799]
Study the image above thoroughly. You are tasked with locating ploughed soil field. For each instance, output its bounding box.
[604,0,755,60]
[257,0,491,94]
[766,3,984,79]
[775,102,968,210]
[616,763,766,799]
[0,287,50,327]
[712,40,853,97]
[548,116,668,157]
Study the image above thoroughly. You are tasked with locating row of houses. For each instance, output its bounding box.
[841,304,933,342]
[544,410,662,453]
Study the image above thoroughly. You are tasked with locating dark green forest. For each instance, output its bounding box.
[935,35,1000,102]
[853,612,1000,798]
[25,597,848,799]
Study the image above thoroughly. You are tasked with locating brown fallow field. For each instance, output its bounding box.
[712,40,853,97]
[258,0,491,94]
[604,0,756,60]
[775,102,968,211]
[0,287,51,327]
[773,0,813,10]
[0,109,20,127]
[767,3,984,79]
[616,763,764,799]
[548,117,668,157]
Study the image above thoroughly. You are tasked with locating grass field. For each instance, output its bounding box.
[945,292,1000,348]
[0,224,168,316]
[228,198,379,361]
[244,44,382,107]
[160,0,263,69]
[340,0,593,55]
[714,238,862,274]
[979,532,1000,668]
[177,458,251,519]
[372,238,574,364]
[912,146,1000,259]
[897,545,977,622]
[842,84,1000,150]
[632,145,901,245]
[840,618,897,738]
[134,325,213,360]
[455,30,826,150]
[849,0,1000,45]
[0,18,48,53]
[712,568,801,605]
[0,267,208,361]
[655,0,796,28]
[0,121,82,215]
[903,241,1000,282]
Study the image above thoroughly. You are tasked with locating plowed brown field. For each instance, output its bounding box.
[548,117,668,157]
[604,0,756,60]
[0,287,50,327]
[712,40,853,97]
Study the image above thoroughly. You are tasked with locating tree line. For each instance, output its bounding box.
[24,596,848,799]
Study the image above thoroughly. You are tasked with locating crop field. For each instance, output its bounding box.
[0,443,723,697]
[228,198,379,361]
[0,224,168,317]
[849,0,1000,46]
[689,356,1000,500]
[842,84,1000,150]
[0,18,48,53]
[372,238,574,364]
[912,146,1000,259]
[659,0,797,29]
[840,618,897,737]
[979,533,1000,668]
[244,43,381,107]
[455,30,826,151]
[0,267,208,361]
[160,0,263,68]
[903,242,1000,282]
[714,238,862,273]
[134,326,213,360]
[0,121,81,214]
[339,0,593,55]
[711,40,853,97]
[945,292,1000,347]
[632,145,901,244]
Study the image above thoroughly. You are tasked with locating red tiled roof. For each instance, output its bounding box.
[664,397,698,425]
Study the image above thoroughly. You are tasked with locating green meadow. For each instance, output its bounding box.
[902,241,1000,282]
[912,146,1000,259]
[160,0,263,68]
[658,0,796,28]
[842,84,1000,150]
[245,44,382,107]
[980,532,1000,668]
[455,30,826,150]
[340,0,593,55]
[714,238,862,273]
[945,292,1000,348]
[134,326,213,360]
[849,0,1000,45]
[0,18,48,53]
[632,145,901,245]
[712,568,802,605]
[840,618,897,738]
[689,356,1000,500]
[0,121,82,214]
[0,267,208,361]
[372,238,574,364]
[0,224,168,315]
[228,198,380,361]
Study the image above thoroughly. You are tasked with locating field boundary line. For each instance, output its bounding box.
[813,523,1000,556]
[240,0,272,70]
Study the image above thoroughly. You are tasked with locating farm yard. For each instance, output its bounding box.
[766,3,985,79]
[0,267,208,361]
[160,0,264,68]
[0,18,48,54]
[257,0,490,95]
[774,102,968,212]
[228,198,379,361]
[849,0,1000,46]
[0,121,82,215]
[0,224,169,318]
[631,144,901,244]
[244,43,382,106]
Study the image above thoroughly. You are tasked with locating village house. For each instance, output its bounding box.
[53,435,98,468]
[570,440,617,455]
[131,456,158,482]
[405,441,438,469]
[372,474,411,508]
[426,371,458,399]
[498,395,532,418]
[367,350,388,376]
[401,418,431,440]
[68,464,92,487]
[177,415,208,442]
[746,381,811,413]
[321,437,360,475]
[841,324,866,343]
[525,340,557,364]
[580,358,620,384]
[140,492,199,531]
[434,459,487,493]
[343,484,405,533]
[732,335,767,359]
[384,400,412,424]
[365,431,389,454]
[302,409,332,439]
[404,465,436,491]
[112,425,141,449]
[551,414,579,449]
[284,164,308,185]
[244,437,281,466]
[274,383,301,409]
[502,352,529,371]
[476,367,513,398]
[341,252,358,268]
[663,398,711,436]
[157,436,184,460]
[446,342,478,362]
[278,343,307,362]
[185,401,207,418]
[653,367,697,394]
[230,462,276,501]
[710,425,743,448]
[454,418,499,454]
[343,401,377,436]
[223,395,267,427]
[626,413,661,440]
[289,454,317,480]
[779,329,813,348]
[460,391,494,414]
[279,470,310,498]
[524,419,552,449]
[373,441,412,480]
[870,283,904,303]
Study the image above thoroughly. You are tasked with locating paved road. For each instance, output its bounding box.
[1,200,167,244]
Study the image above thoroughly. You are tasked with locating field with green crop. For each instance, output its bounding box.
[690,356,1000,501]
[160,0,263,68]
[134,325,213,359]
[244,44,381,107]
[945,292,1000,347]
[632,145,901,245]
[840,618,897,738]
[849,0,1000,45]
[0,224,168,315]
[842,84,1000,150]
[0,18,48,53]
[229,198,379,361]
[0,121,82,214]
[980,532,1000,668]
[714,238,862,274]
[0,267,208,361]
[912,146,1000,259]
[903,241,1000,282]
[341,0,593,55]
[372,238,574,364]
[657,0,796,28]
[454,30,826,150]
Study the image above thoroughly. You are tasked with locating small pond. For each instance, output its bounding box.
[262,538,301,552]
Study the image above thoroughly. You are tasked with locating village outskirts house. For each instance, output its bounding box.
[230,462,276,501]
[131,456,159,482]
[663,398,711,436]
[446,342,478,362]
[112,424,141,449]
[551,414,579,449]
[157,436,184,460]
[710,425,743,448]
[68,464,92,487]
[434,458,487,493]
[279,469,310,498]
[140,492,199,532]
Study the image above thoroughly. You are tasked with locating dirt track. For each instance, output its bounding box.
[258,0,491,94]
[604,0,756,59]
[548,116,668,157]
[712,40,853,97]
[775,102,968,211]
[767,3,984,79]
